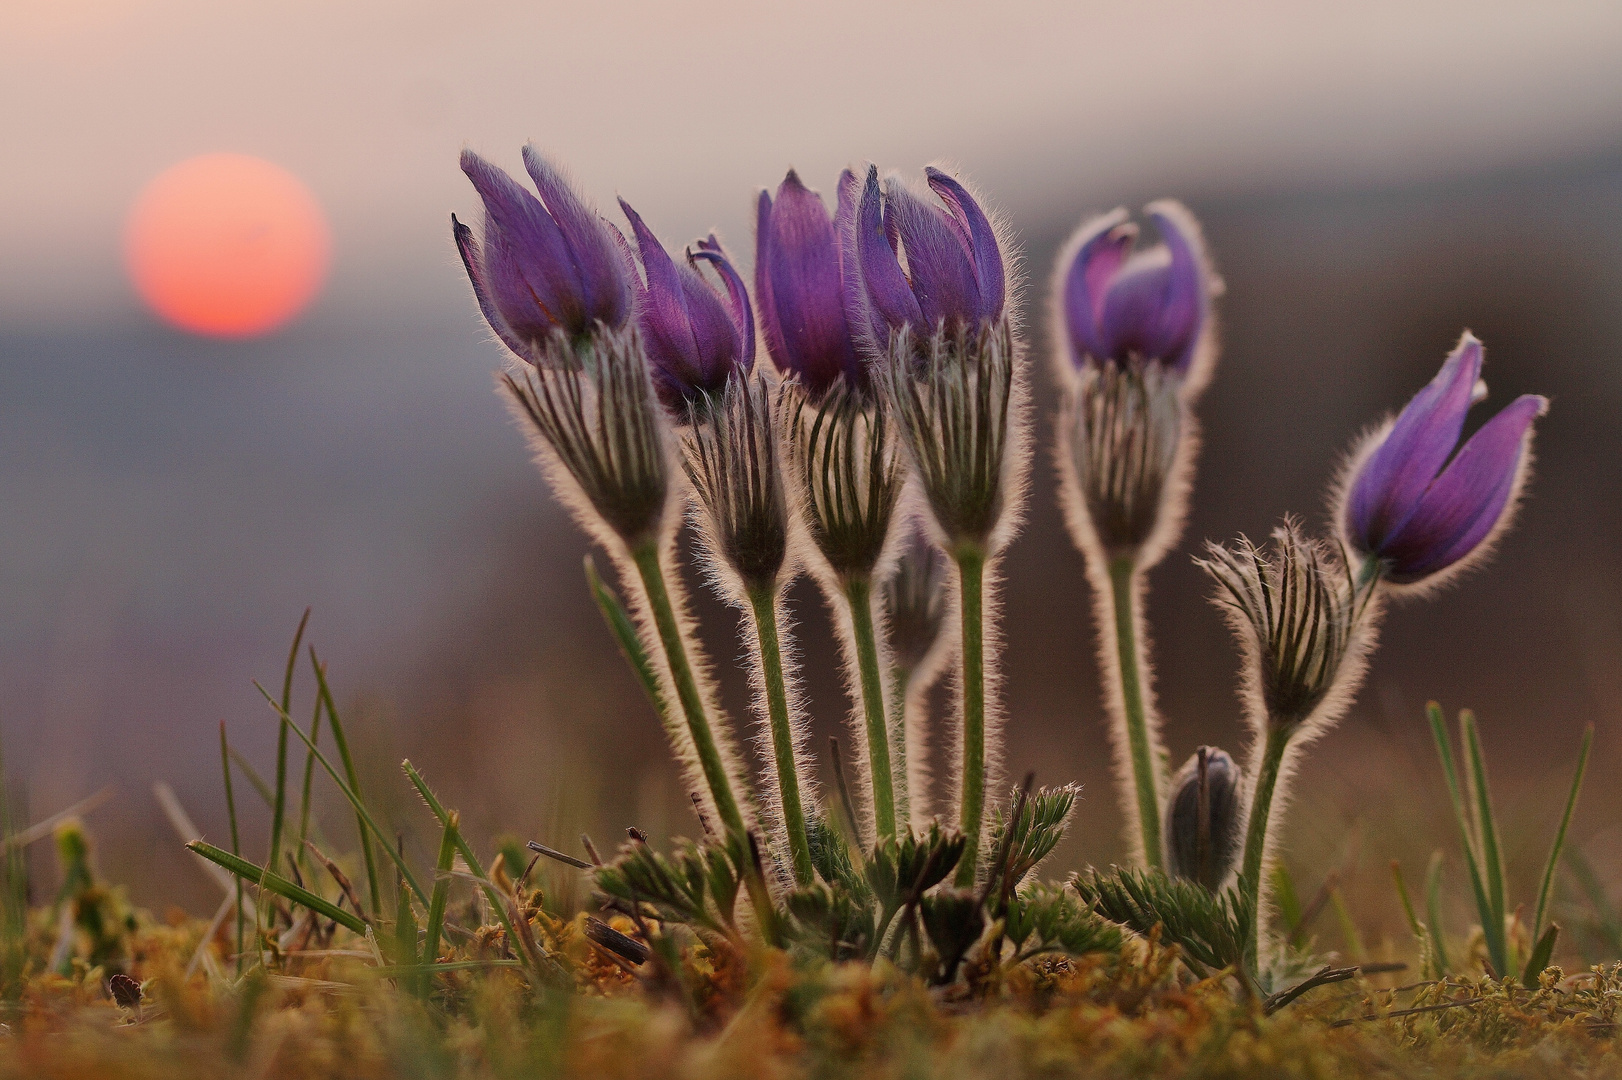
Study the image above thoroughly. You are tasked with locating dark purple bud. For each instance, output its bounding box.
[1343,333,1547,586]
[1165,747,1243,891]
[842,164,1007,355]
[619,199,755,414]
[1061,201,1212,375]
[755,171,865,396]
[454,148,635,362]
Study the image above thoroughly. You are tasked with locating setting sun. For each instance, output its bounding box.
[124,153,330,338]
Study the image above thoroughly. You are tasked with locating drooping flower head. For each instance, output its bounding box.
[844,165,1007,356]
[1059,201,1215,382]
[1340,333,1547,590]
[755,170,865,397]
[453,147,637,364]
[619,199,755,415]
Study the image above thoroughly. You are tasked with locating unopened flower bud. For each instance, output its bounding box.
[683,373,789,593]
[1164,747,1243,891]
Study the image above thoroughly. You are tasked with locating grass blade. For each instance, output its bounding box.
[422,810,460,973]
[220,722,246,975]
[228,748,275,809]
[1391,860,1423,939]
[267,608,312,888]
[1521,922,1559,986]
[1460,710,1508,976]
[309,649,382,920]
[1427,702,1494,971]
[1533,724,1593,938]
[586,555,665,714]
[254,680,427,907]
[1272,862,1304,939]
[296,693,325,882]
[1425,850,1451,976]
[401,761,531,971]
[188,841,367,935]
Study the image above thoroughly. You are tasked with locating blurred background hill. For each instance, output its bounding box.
[2,1,1620,944]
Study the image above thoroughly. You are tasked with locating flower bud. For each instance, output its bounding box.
[755,170,865,397]
[1062,360,1183,559]
[453,147,636,363]
[682,373,789,593]
[1340,332,1547,590]
[883,525,950,674]
[619,202,755,415]
[1164,747,1243,891]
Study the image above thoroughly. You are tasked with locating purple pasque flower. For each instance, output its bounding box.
[619,198,755,414]
[1342,332,1547,587]
[843,164,1006,355]
[1060,200,1212,376]
[453,146,636,363]
[755,170,865,396]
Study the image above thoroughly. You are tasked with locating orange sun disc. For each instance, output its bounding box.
[125,154,331,338]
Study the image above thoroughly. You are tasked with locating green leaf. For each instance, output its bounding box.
[1461,710,1509,976]
[188,841,366,935]
[586,556,666,714]
[1521,922,1560,987]
[310,649,383,921]
[422,810,460,972]
[1533,725,1593,939]
[1427,702,1495,974]
[1425,850,1451,977]
[267,608,311,888]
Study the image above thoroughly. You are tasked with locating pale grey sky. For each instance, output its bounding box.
[3,0,1621,324]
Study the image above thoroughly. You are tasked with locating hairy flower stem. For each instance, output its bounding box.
[1239,725,1290,977]
[629,542,744,837]
[845,576,897,842]
[746,587,813,886]
[954,547,987,886]
[1107,555,1164,871]
[888,665,912,827]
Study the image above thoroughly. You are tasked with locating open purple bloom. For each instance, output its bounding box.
[1343,333,1547,586]
[620,199,754,414]
[1060,201,1211,375]
[453,147,636,363]
[755,170,864,396]
[843,165,1006,355]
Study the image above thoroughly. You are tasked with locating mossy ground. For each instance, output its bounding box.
[4,886,1621,1080]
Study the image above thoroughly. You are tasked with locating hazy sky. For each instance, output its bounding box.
[4,0,1622,325]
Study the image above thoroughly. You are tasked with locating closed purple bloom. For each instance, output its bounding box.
[755,170,864,396]
[619,199,754,413]
[842,165,1007,355]
[1060,201,1211,375]
[1343,333,1548,585]
[453,147,636,363]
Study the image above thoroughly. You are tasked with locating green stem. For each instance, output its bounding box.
[1107,555,1163,871]
[888,665,913,829]
[846,576,896,842]
[1240,726,1290,978]
[954,548,986,887]
[748,587,813,887]
[629,541,744,838]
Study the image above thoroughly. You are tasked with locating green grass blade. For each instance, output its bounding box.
[394,857,420,992]
[228,748,276,809]
[1391,860,1423,939]
[1425,850,1451,976]
[1427,702,1494,969]
[267,608,311,889]
[1533,724,1593,938]
[422,810,460,972]
[401,760,528,968]
[254,680,427,907]
[188,841,367,935]
[309,649,382,920]
[585,555,665,713]
[296,693,324,882]
[1521,922,1559,986]
[1329,885,1365,963]
[1272,862,1304,938]
[220,722,246,975]
[1461,710,1508,976]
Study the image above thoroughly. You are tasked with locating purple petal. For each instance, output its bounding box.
[460,150,579,333]
[1146,202,1208,373]
[1378,394,1546,581]
[1061,210,1132,366]
[926,167,1005,322]
[1347,335,1485,550]
[883,177,980,332]
[521,146,634,330]
[754,188,790,374]
[850,166,923,353]
[692,235,754,368]
[452,213,533,362]
[757,171,859,394]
